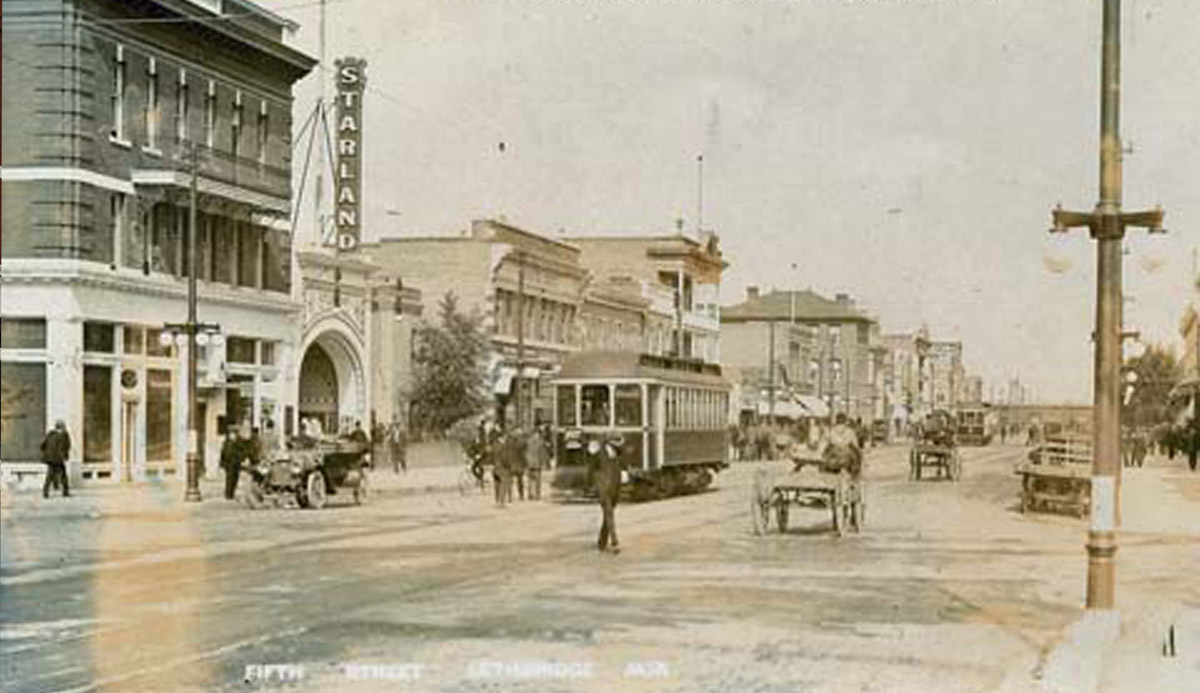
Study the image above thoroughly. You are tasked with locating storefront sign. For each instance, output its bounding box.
[333,57,365,252]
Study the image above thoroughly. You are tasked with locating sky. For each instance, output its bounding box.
[262,0,1198,405]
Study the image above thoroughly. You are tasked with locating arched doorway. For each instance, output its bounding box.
[297,329,365,436]
[299,344,339,434]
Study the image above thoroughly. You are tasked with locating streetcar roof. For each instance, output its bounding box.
[554,351,728,388]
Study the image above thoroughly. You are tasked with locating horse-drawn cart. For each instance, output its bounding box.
[750,447,864,537]
[909,409,961,481]
[908,443,962,481]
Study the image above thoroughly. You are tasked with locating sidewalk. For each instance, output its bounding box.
[1,440,469,512]
[1029,458,1200,693]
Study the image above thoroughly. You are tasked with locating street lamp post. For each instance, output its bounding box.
[1049,0,1167,611]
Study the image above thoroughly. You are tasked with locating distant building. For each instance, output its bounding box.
[565,231,727,364]
[365,219,587,428]
[722,288,878,421]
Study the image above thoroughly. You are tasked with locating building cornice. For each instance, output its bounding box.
[0,259,299,315]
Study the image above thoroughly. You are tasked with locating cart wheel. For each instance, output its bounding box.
[305,471,327,510]
[776,503,789,533]
[353,470,369,505]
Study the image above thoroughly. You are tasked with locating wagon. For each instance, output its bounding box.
[750,451,864,537]
[908,443,962,481]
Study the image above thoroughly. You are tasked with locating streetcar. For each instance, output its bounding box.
[955,407,992,446]
[551,351,731,499]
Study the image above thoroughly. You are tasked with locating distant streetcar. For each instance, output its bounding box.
[551,351,731,499]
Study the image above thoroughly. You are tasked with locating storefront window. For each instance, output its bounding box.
[227,337,256,364]
[581,384,610,427]
[84,322,115,353]
[83,365,113,463]
[0,362,46,460]
[123,325,144,355]
[615,384,642,427]
[146,369,173,461]
[557,385,576,426]
[1,318,47,349]
[146,328,172,357]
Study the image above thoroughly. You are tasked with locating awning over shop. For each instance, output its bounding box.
[493,367,516,395]
[797,396,830,418]
[756,399,806,419]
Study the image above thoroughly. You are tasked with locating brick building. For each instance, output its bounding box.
[722,288,879,421]
[566,231,726,364]
[1,0,314,483]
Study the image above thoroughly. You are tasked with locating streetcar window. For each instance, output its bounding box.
[615,384,642,427]
[557,385,577,426]
[581,385,611,427]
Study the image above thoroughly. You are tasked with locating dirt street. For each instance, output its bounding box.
[1,444,1196,692]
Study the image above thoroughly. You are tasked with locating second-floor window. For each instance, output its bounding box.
[204,83,216,148]
[231,95,243,161]
[144,58,159,149]
[175,72,189,144]
[111,46,126,140]
[256,106,268,165]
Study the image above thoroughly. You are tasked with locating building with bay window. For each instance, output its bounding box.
[1,0,315,484]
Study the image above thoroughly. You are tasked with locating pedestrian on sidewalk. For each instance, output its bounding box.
[390,423,408,473]
[494,430,514,507]
[591,433,624,554]
[508,426,528,501]
[40,420,71,499]
[524,426,548,501]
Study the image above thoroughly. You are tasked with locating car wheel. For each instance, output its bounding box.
[306,471,327,510]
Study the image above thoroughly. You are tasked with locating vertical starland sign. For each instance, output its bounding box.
[333,57,365,252]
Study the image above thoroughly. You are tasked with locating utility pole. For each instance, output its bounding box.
[1049,0,1166,611]
[767,319,776,425]
[185,142,202,502]
[515,249,525,430]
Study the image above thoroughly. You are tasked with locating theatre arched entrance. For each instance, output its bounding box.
[297,330,364,436]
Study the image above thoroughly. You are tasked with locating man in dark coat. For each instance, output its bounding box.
[591,433,624,554]
[41,420,71,498]
[221,423,252,500]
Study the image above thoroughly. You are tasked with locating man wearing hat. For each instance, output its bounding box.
[591,433,624,554]
[40,420,71,498]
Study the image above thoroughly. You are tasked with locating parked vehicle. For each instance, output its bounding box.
[244,440,370,509]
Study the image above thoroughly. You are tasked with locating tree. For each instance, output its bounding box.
[410,292,490,436]
[1123,344,1183,429]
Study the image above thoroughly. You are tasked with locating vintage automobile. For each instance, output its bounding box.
[243,439,370,509]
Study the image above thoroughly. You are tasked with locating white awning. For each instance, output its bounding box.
[493,367,516,395]
[757,400,806,419]
[797,396,830,418]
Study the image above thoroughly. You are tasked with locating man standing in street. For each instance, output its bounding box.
[592,433,623,554]
[40,420,71,498]
[221,422,253,500]
[508,426,528,501]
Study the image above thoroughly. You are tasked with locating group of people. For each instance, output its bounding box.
[469,420,552,507]
[219,420,276,500]
[731,416,874,463]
